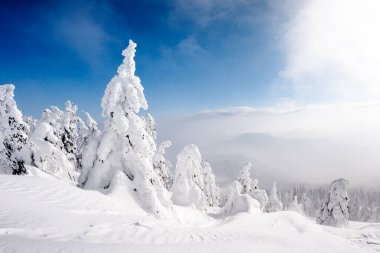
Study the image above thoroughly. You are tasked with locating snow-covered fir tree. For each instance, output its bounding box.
[287,195,303,214]
[249,178,269,211]
[78,112,101,187]
[316,178,350,227]
[237,162,252,194]
[30,106,77,181]
[81,40,171,217]
[153,140,173,190]
[61,101,87,171]
[24,115,37,134]
[0,84,32,175]
[222,181,261,215]
[266,182,283,212]
[171,144,206,209]
[202,161,219,207]
[300,193,312,216]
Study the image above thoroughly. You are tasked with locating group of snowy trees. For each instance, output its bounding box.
[0,40,376,227]
[278,182,380,223]
[0,40,221,219]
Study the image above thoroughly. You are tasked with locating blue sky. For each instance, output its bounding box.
[0,0,287,119]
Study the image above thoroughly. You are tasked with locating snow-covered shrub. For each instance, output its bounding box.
[202,161,220,207]
[237,162,252,194]
[81,40,171,217]
[287,195,303,214]
[266,182,283,212]
[221,181,261,215]
[171,144,206,209]
[249,178,269,211]
[316,178,350,228]
[153,140,173,190]
[0,84,32,175]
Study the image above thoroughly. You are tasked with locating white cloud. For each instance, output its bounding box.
[279,0,380,102]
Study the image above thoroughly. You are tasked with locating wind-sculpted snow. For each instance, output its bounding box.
[0,174,377,253]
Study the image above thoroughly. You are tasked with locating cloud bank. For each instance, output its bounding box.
[158,102,380,188]
[278,0,380,102]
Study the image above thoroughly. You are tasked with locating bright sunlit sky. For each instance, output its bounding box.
[2,0,380,186]
[4,0,380,119]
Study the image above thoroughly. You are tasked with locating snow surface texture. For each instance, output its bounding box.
[317,178,350,228]
[0,174,378,253]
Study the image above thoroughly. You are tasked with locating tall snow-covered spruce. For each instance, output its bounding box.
[0,84,32,175]
[80,40,171,218]
[316,178,350,228]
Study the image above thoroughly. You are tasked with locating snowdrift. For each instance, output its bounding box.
[0,174,378,253]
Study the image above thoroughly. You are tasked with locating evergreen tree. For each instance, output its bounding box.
[78,112,101,187]
[81,40,171,217]
[153,140,173,190]
[316,178,350,227]
[171,144,206,210]
[266,182,283,212]
[31,106,77,181]
[0,84,32,175]
[287,195,303,214]
[202,161,220,207]
[249,178,269,211]
[237,162,252,194]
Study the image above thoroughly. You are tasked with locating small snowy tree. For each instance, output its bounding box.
[31,107,77,181]
[78,112,101,187]
[237,162,252,194]
[61,101,84,170]
[249,178,269,211]
[287,195,303,214]
[81,40,171,217]
[24,115,37,134]
[316,178,350,228]
[171,144,206,209]
[0,84,32,175]
[222,181,261,215]
[300,193,312,217]
[153,140,173,190]
[266,182,283,212]
[202,161,220,207]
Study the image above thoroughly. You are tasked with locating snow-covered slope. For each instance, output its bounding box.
[0,174,378,253]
